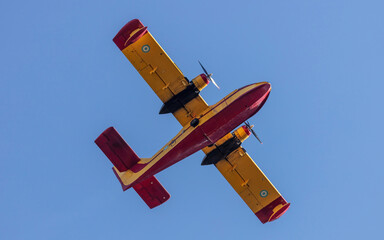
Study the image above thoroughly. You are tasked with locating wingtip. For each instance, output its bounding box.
[113,19,148,50]
[255,196,290,223]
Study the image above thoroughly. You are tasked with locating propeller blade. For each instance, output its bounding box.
[251,129,263,144]
[210,76,220,89]
[244,121,263,144]
[198,61,220,89]
[198,61,209,76]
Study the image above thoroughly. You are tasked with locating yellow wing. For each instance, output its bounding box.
[214,147,290,223]
[113,19,209,126]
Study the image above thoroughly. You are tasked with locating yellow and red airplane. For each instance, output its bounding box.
[95,19,290,224]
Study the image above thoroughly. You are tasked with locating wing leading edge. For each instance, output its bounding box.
[113,19,209,126]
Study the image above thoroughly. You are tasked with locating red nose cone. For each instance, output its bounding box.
[255,83,271,101]
[259,82,271,92]
[247,82,271,112]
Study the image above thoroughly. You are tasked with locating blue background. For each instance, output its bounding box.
[1,1,383,239]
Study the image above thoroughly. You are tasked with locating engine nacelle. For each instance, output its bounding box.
[234,125,251,143]
[192,74,209,91]
[201,125,251,165]
[159,74,209,114]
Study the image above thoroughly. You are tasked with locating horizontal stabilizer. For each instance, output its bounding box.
[95,127,140,172]
[133,176,170,209]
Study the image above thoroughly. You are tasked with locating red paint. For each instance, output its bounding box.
[132,176,170,209]
[124,27,148,48]
[269,202,290,222]
[113,19,148,50]
[97,81,282,216]
[95,127,140,172]
[127,83,271,187]
[141,127,211,183]
[130,163,148,173]
[255,196,290,223]
[200,83,271,142]
[112,167,130,191]
[242,125,251,136]
[200,74,209,85]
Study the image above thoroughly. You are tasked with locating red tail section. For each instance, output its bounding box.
[133,176,170,209]
[96,127,171,209]
[95,127,140,172]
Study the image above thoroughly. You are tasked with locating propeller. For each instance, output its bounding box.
[198,61,220,89]
[244,121,263,144]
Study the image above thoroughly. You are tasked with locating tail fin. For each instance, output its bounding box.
[96,127,171,209]
[95,127,140,172]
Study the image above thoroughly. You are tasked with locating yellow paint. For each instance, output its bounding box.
[233,126,250,142]
[202,132,232,155]
[272,204,285,214]
[124,28,142,46]
[113,23,284,216]
[118,26,268,129]
[202,125,251,154]
[115,83,264,187]
[113,166,133,181]
[214,147,281,213]
[120,30,209,127]
[173,95,209,126]
[191,75,208,91]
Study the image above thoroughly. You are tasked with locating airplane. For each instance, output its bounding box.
[95,19,290,224]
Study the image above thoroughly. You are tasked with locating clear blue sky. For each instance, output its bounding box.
[1,1,384,239]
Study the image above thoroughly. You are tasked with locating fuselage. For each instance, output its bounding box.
[119,82,271,187]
